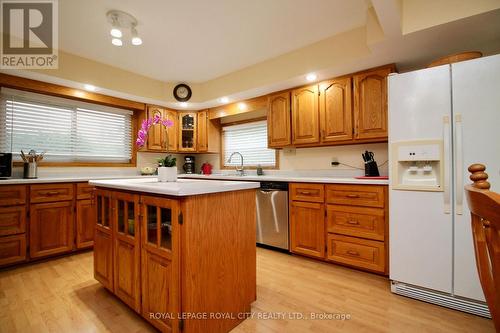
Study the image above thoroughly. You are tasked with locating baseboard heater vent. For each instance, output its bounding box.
[391,281,491,318]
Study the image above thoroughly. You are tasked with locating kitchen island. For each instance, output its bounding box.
[89,178,259,333]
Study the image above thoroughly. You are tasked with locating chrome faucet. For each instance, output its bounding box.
[227,152,245,176]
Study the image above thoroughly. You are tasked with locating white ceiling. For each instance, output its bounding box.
[59,0,368,83]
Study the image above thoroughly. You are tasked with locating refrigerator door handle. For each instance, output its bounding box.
[455,114,463,215]
[443,115,451,214]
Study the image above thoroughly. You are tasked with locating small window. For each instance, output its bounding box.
[0,88,133,163]
[222,120,276,168]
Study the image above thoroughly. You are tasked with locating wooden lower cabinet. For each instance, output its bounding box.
[94,189,114,291]
[289,182,388,274]
[76,199,96,248]
[29,201,74,259]
[290,201,325,259]
[0,234,26,266]
[113,192,141,312]
[0,205,26,236]
[326,234,385,273]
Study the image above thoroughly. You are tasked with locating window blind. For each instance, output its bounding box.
[223,120,276,167]
[0,88,132,162]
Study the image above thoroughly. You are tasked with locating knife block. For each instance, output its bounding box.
[365,161,380,177]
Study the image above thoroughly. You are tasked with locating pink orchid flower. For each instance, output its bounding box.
[136,116,175,148]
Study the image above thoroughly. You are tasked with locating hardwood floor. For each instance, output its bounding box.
[0,248,494,333]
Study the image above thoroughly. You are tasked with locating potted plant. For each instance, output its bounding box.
[136,115,177,182]
[157,155,177,182]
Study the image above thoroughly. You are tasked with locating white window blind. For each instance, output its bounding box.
[0,88,132,163]
[223,120,276,167]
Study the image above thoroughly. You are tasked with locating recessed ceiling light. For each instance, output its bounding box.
[111,38,122,46]
[180,102,188,108]
[84,84,96,91]
[219,97,229,104]
[238,103,247,111]
[306,73,317,82]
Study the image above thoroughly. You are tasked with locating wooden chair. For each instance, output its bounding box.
[465,164,500,332]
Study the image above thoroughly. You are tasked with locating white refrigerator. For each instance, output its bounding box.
[388,54,500,317]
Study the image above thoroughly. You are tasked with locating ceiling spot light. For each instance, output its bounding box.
[238,103,247,111]
[180,102,188,108]
[306,73,317,82]
[131,27,142,46]
[111,38,122,46]
[107,10,143,46]
[84,84,96,91]
[219,97,229,104]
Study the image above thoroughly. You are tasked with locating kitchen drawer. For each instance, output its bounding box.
[0,234,26,266]
[30,183,74,203]
[325,184,385,208]
[77,183,95,200]
[290,183,324,203]
[326,205,385,241]
[0,185,27,206]
[327,234,385,273]
[0,205,26,236]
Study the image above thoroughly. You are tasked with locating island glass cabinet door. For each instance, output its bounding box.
[94,189,114,291]
[113,192,141,312]
[140,195,181,332]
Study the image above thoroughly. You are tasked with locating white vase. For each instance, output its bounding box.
[157,166,177,182]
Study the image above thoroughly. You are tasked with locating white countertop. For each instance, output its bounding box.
[0,175,156,185]
[89,178,259,196]
[179,173,389,185]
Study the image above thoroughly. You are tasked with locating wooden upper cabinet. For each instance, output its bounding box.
[320,77,353,143]
[164,109,178,152]
[353,67,392,140]
[147,106,165,151]
[178,112,197,152]
[267,91,291,147]
[197,110,208,152]
[29,201,74,259]
[291,85,320,145]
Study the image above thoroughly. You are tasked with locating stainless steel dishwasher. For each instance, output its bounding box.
[256,182,289,250]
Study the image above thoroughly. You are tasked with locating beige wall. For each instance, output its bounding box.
[402,0,500,34]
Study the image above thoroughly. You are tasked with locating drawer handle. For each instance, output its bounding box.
[346,194,359,198]
[347,250,360,256]
[299,191,312,195]
[45,191,60,196]
[347,220,359,225]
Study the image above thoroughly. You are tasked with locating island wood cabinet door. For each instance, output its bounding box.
[113,192,141,312]
[178,112,197,152]
[291,85,320,145]
[76,198,96,249]
[353,67,392,140]
[319,77,353,143]
[140,195,180,333]
[290,201,325,259]
[197,110,208,152]
[29,201,74,259]
[268,91,291,147]
[147,106,166,151]
[94,189,114,291]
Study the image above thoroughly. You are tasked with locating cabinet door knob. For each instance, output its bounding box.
[347,250,359,256]
[346,194,359,198]
[347,220,359,225]
[299,191,311,195]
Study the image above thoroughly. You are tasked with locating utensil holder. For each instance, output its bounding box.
[364,161,380,177]
[23,162,38,179]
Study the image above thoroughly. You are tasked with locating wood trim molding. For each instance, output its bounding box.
[0,73,145,111]
[208,95,267,120]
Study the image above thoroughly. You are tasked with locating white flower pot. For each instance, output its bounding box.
[157,166,177,182]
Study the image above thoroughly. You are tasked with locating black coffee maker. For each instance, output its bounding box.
[183,156,195,174]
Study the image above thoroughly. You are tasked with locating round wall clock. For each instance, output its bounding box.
[173,83,192,102]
